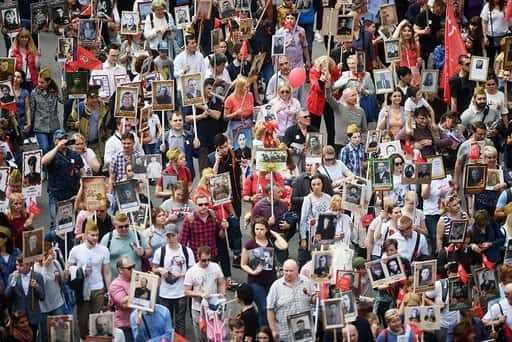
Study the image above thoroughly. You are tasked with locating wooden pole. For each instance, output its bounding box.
[270,171,274,217]
[192,105,198,139]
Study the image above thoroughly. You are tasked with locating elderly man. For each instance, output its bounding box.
[267,259,315,341]
[389,215,429,262]
[483,283,512,330]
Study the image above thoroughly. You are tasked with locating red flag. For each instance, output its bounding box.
[80,5,92,17]
[0,101,16,113]
[65,47,102,72]
[442,0,467,104]
[482,253,496,270]
[458,263,469,284]
[239,40,249,60]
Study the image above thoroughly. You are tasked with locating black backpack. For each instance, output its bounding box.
[158,244,190,270]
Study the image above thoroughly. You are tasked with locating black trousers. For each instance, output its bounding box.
[309,104,335,147]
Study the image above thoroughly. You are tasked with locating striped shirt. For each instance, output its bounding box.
[340,143,364,177]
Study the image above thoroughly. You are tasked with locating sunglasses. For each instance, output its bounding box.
[280,90,290,94]
[197,203,209,207]
[122,265,135,270]
[395,162,403,166]
[117,224,130,229]
[300,115,311,119]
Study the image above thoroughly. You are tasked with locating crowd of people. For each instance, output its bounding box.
[1,0,512,341]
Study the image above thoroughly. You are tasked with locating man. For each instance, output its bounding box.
[294,319,312,339]
[396,66,412,99]
[100,212,152,278]
[0,84,13,103]
[152,224,195,336]
[119,91,135,111]
[122,14,136,31]
[376,73,391,89]
[174,36,205,103]
[389,216,429,261]
[42,129,84,222]
[68,219,112,339]
[461,89,500,130]
[315,255,329,277]
[448,55,476,114]
[104,118,144,168]
[185,78,201,99]
[109,257,136,341]
[186,78,224,171]
[413,0,444,62]
[273,36,284,54]
[94,315,112,336]
[109,133,144,184]
[341,294,352,313]
[483,283,512,329]
[134,276,151,300]
[180,194,229,258]
[283,111,314,171]
[184,246,226,342]
[374,161,391,184]
[3,9,18,30]
[266,56,304,103]
[155,85,172,104]
[81,20,97,40]
[267,259,315,341]
[26,233,40,256]
[130,304,173,341]
[326,303,340,325]
[90,44,128,98]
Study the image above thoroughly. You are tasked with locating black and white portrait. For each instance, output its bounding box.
[420,69,439,94]
[474,268,499,300]
[384,39,400,63]
[287,312,313,342]
[322,299,344,329]
[405,307,421,326]
[384,256,403,278]
[209,172,232,205]
[448,220,467,243]
[96,0,113,18]
[22,150,42,197]
[92,74,111,98]
[342,182,363,210]
[152,80,175,111]
[121,11,139,34]
[366,130,381,152]
[174,6,191,28]
[1,7,20,32]
[129,271,159,312]
[56,199,74,232]
[373,69,394,94]
[48,315,73,342]
[50,4,68,27]
[313,251,332,280]
[57,37,74,61]
[417,265,433,288]
[79,19,99,44]
[138,1,153,22]
[415,162,432,184]
[145,155,162,179]
[115,86,139,117]
[31,3,49,33]
[271,35,285,56]
[402,161,416,185]
[22,228,44,263]
[421,306,440,330]
[115,179,140,213]
[372,159,392,190]
[181,73,204,107]
[89,312,114,337]
[469,56,489,82]
[336,15,353,40]
[465,164,487,193]
[316,213,336,241]
[66,71,89,98]
[340,290,357,322]
[219,0,235,18]
[366,260,386,286]
[449,277,472,311]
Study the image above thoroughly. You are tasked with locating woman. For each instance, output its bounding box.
[401,191,428,236]
[143,0,177,54]
[72,133,100,176]
[255,326,274,342]
[436,193,469,252]
[155,148,192,198]
[299,175,331,250]
[275,12,310,70]
[30,68,60,155]
[224,76,254,144]
[392,21,421,86]
[372,203,402,262]
[485,74,507,115]
[366,197,395,261]
[376,309,415,341]
[160,181,196,233]
[475,146,507,214]
[236,283,260,341]
[376,89,405,137]
[468,210,505,264]
[480,0,509,68]
[240,218,288,326]
[9,29,39,89]
[307,55,339,146]
[466,16,486,56]
[317,145,354,194]
[7,193,33,250]
[144,208,168,251]
[389,154,414,207]
[268,83,301,139]
[12,71,31,134]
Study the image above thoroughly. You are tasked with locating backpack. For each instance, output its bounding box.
[106,230,142,250]
[158,244,191,270]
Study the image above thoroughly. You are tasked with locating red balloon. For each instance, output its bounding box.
[288,67,307,88]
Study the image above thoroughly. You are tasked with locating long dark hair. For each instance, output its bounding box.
[251,216,271,241]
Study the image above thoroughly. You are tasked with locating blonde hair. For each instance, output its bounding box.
[313,55,335,72]
[440,193,459,214]
[166,148,181,163]
[330,194,343,211]
[277,83,291,93]
[151,0,167,9]
[384,309,400,322]
[197,167,214,189]
[72,133,86,144]
[233,76,248,95]
[13,29,37,55]
[8,193,27,217]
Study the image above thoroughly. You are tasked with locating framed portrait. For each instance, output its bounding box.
[382,255,406,283]
[336,15,353,41]
[415,162,432,184]
[114,74,131,87]
[56,198,74,233]
[82,176,107,211]
[249,52,266,77]
[384,39,400,63]
[22,149,43,197]
[339,290,357,323]
[371,158,393,191]
[120,11,140,35]
[464,163,487,194]
[420,306,441,331]
[57,37,74,62]
[49,1,68,28]
[31,2,49,33]
[0,167,8,206]
[232,126,252,154]
[210,29,223,51]
[209,172,232,205]
[137,1,152,22]
[373,69,394,94]
[196,0,212,19]
[448,219,467,244]
[402,160,416,185]
[180,73,204,107]
[22,227,44,263]
[115,86,139,117]
[379,140,402,158]
[412,259,436,293]
[320,8,337,36]
[162,175,177,191]
[271,34,285,56]
[379,4,398,26]
[404,306,422,327]
[91,74,111,98]
[420,69,439,94]
[132,155,148,179]
[95,0,113,18]
[66,70,89,99]
[504,36,512,71]
[448,276,472,311]
[152,80,174,111]
[469,56,489,82]
[0,81,14,104]
[78,19,100,46]
[0,57,15,82]
[426,156,445,180]
[128,271,159,312]
[312,250,332,281]
[366,130,381,153]
[342,181,364,211]
[219,0,235,18]
[305,132,323,165]
[356,51,365,73]
[129,203,150,231]
[335,270,357,291]
[239,18,253,40]
[115,179,140,213]
[322,298,345,330]
[315,213,337,242]
[473,267,499,301]
[254,147,287,172]
[486,168,504,190]
[88,312,114,338]
[365,259,387,287]
[48,315,73,342]
[287,311,314,342]
[1,5,20,33]
[174,6,191,29]
[143,154,162,179]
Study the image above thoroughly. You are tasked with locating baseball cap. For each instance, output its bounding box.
[164,224,179,236]
[158,41,169,52]
[54,129,68,140]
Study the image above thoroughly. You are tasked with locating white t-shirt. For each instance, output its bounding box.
[368,216,395,257]
[68,243,110,290]
[481,3,510,37]
[152,243,195,299]
[317,160,350,183]
[80,148,98,176]
[486,90,508,115]
[423,177,452,215]
[183,262,224,311]
[484,297,512,328]
[404,97,429,114]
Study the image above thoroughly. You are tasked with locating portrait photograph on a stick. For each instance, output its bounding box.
[88,312,114,338]
[78,19,100,46]
[152,80,174,111]
[120,11,140,35]
[128,271,159,312]
[426,155,445,180]
[180,73,204,107]
[315,213,336,242]
[415,162,432,184]
[1,5,20,33]
[115,86,139,117]
[48,315,73,342]
[420,69,439,94]
[174,6,191,29]
[340,290,357,323]
[82,176,107,211]
[413,259,436,292]
[31,2,49,33]
[448,219,467,244]
[287,311,313,342]
[22,149,42,197]
[365,259,387,287]
[57,37,74,61]
[271,34,285,56]
[336,15,353,41]
[371,158,393,191]
[312,250,332,281]
[486,168,504,190]
[473,267,499,301]
[448,277,472,311]
[342,181,364,211]
[66,70,89,98]
[366,130,381,153]
[373,69,394,94]
[469,56,489,82]
[464,163,487,193]
[322,298,345,330]
[404,307,422,326]
[56,198,74,232]
[384,39,400,63]
[219,0,235,18]
[382,255,405,282]
[22,228,44,263]
[209,172,232,205]
[115,179,140,213]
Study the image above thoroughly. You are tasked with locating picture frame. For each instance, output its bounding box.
[1,5,21,33]
[322,298,345,330]
[384,39,400,63]
[464,163,487,194]
[426,156,445,180]
[448,276,472,311]
[473,267,499,301]
[162,175,177,191]
[402,160,416,185]
[22,149,43,197]
[210,29,223,51]
[78,19,101,47]
[143,154,163,179]
[315,213,337,242]
[120,11,140,35]
[249,52,266,77]
[129,203,150,231]
[49,1,68,29]
[379,140,402,158]
[335,270,357,291]
[373,68,394,94]
[174,6,191,29]
[56,198,74,233]
[305,132,323,165]
[0,167,9,207]
[504,36,512,71]
[234,0,250,10]
[404,306,422,327]
[31,2,49,33]
[218,0,235,18]
[356,51,365,73]
[88,312,114,338]
[232,126,252,152]
[133,155,148,179]
[312,250,332,281]
[420,69,439,94]
[239,18,253,40]
[505,239,512,265]
[82,176,107,211]
[137,1,153,23]
[209,172,232,205]
[382,255,406,282]
[420,306,441,331]
[254,147,287,172]
[22,227,44,263]
[379,3,398,27]
[128,271,159,312]
[320,8,337,36]
[448,219,467,244]
[0,57,14,82]
[365,130,381,153]
[152,80,175,111]
[196,0,212,20]
[115,86,139,117]
[48,315,73,342]
[365,259,387,287]
[342,181,364,212]
[180,73,204,107]
[57,37,75,62]
[335,15,353,42]
[66,71,89,99]
[287,311,314,342]
[95,0,113,19]
[371,158,393,191]
[412,259,436,293]
[271,34,285,56]
[247,246,274,271]
[114,74,131,87]
[469,56,490,82]
[415,162,432,184]
[91,74,111,98]
[486,168,504,190]
[115,179,140,213]
[339,290,357,323]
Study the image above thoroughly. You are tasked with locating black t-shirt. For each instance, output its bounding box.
[448,75,476,114]
[240,306,259,340]
[189,97,225,152]
[415,9,444,55]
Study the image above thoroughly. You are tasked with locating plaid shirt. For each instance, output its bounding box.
[179,212,221,258]
[110,150,142,182]
[340,143,364,177]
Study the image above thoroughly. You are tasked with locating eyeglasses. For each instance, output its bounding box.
[197,203,209,207]
[117,224,130,229]
[0,234,7,239]
[395,161,403,166]
[280,90,290,94]
[300,115,310,119]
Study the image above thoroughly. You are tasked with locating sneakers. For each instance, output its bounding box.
[315,31,324,42]
[232,256,241,269]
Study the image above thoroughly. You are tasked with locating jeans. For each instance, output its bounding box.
[301,22,314,60]
[249,282,269,326]
[425,214,440,255]
[158,296,187,336]
[40,305,66,341]
[35,132,54,155]
[48,192,57,224]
